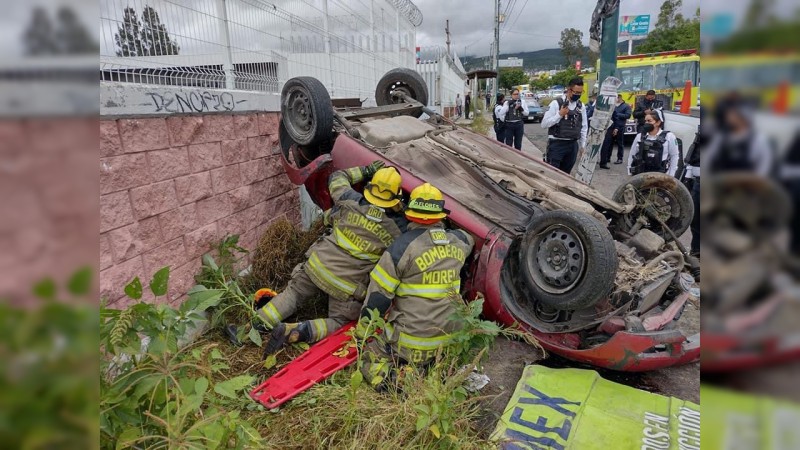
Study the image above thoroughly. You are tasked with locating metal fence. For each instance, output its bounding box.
[100,0,420,102]
[416,46,466,114]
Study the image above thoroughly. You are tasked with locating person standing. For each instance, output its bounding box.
[633,90,661,133]
[260,162,409,355]
[706,106,774,176]
[540,77,588,173]
[498,89,528,150]
[464,93,471,120]
[492,93,507,142]
[356,183,474,391]
[599,94,631,169]
[627,110,680,177]
[683,124,702,257]
[455,94,462,119]
[586,93,597,120]
[485,92,491,109]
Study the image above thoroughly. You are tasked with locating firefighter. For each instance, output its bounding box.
[356,183,475,391]
[260,161,409,355]
[627,110,680,177]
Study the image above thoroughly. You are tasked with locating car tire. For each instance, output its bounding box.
[281,76,334,147]
[375,68,429,117]
[612,172,694,239]
[519,210,618,311]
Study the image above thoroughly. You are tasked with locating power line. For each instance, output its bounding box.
[501,0,529,37]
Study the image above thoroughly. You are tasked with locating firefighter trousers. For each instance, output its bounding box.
[257,263,363,343]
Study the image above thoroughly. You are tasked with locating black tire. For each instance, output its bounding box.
[281,76,334,147]
[519,210,618,310]
[375,68,429,116]
[612,172,694,239]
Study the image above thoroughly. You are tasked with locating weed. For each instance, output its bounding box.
[100,267,263,449]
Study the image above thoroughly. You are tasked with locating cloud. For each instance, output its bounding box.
[413,0,700,56]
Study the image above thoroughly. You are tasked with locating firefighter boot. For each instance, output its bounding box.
[263,321,311,357]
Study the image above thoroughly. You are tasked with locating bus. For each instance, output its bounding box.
[582,49,700,135]
[700,52,800,113]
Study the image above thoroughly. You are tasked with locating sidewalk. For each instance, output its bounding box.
[453,110,543,159]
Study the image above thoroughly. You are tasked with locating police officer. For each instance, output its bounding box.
[493,93,506,142]
[541,77,588,173]
[633,89,662,133]
[498,89,529,150]
[706,106,774,176]
[261,161,409,355]
[627,110,680,176]
[356,183,474,391]
[683,124,702,257]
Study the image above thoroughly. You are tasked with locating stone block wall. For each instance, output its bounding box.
[100,112,300,306]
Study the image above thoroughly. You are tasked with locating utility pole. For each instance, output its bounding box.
[598,5,620,83]
[445,19,451,56]
[493,0,501,98]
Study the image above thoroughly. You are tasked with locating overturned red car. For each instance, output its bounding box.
[276,69,700,371]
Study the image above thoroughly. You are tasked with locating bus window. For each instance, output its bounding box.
[618,66,653,91]
[654,61,698,89]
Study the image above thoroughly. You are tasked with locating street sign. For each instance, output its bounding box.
[499,58,523,68]
[619,15,650,37]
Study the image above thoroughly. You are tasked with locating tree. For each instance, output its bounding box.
[559,28,584,65]
[140,5,179,56]
[550,67,580,89]
[655,0,684,28]
[499,68,529,90]
[115,7,145,57]
[23,7,59,55]
[55,7,99,54]
[531,75,552,91]
[637,2,700,53]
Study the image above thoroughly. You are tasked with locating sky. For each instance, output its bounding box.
[412,0,701,57]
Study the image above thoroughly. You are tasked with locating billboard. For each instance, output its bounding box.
[499,58,523,68]
[619,15,650,37]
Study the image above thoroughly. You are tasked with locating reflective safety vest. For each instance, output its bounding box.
[365,223,475,363]
[305,168,408,301]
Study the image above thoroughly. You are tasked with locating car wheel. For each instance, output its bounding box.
[375,68,429,117]
[281,76,334,147]
[519,210,618,310]
[612,172,694,240]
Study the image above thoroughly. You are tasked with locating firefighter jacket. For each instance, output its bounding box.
[304,167,408,301]
[361,223,475,363]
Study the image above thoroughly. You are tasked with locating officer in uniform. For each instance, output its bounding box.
[493,93,506,142]
[541,77,588,174]
[628,110,680,177]
[633,89,662,133]
[261,161,409,355]
[497,89,529,150]
[356,183,475,391]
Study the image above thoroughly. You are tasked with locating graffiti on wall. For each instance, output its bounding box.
[145,90,248,113]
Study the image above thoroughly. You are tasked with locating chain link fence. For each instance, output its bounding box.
[100,0,420,102]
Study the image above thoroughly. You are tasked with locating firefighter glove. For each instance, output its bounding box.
[362,160,386,179]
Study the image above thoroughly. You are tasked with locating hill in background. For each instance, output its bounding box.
[461,39,645,72]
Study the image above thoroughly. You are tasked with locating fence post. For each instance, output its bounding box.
[322,0,335,95]
[216,0,235,89]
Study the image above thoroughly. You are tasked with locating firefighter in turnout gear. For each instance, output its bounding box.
[628,110,680,177]
[356,183,475,391]
[260,161,409,356]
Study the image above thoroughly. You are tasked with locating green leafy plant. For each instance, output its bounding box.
[100,266,263,449]
[0,268,98,449]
